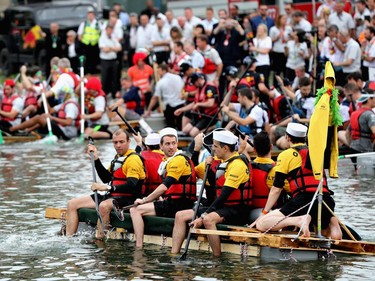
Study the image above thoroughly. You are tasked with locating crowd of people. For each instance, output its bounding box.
[1,0,374,256]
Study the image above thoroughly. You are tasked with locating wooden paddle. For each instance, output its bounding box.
[78,56,86,143]
[179,152,213,260]
[88,136,105,235]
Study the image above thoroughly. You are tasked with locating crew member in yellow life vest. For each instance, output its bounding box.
[171,130,251,257]
[65,129,145,238]
[255,123,342,240]
[130,127,196,248]
[77,7,101,74]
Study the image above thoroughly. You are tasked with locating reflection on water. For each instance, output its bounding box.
[0,141,374,280]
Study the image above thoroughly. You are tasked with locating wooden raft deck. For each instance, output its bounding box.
[45,207,375,258]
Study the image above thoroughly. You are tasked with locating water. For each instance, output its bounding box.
[0,140,374,280]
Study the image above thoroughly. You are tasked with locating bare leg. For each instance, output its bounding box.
[171,209,194,254]
[84,127,111,139]
[129,202,157,248]
[181,116,191,129]
[22,105,37,119]
[202,212,224,257]
[66,195,96,236]
[96,198,114,239]
[256,210,312,237]
[182,123,193,135]
[10,115,46,132]
[189,127,201,137]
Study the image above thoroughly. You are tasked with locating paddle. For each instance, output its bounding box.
[40,83,58,144]
[179,152,213,260]
[111,106,146,147]
[88,136,105,235]
[275,75,295,117]
[78,56,86,143]
[338,151,375,159]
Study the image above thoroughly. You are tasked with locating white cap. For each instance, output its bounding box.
[159,127,178,140]
[286,123,307,138]
[213,130,238,145]
[145,133,161,145]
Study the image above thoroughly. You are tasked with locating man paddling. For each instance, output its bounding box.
[130,127,196,248]
[171,130,251,257]
[65,129,145,238]
[255,123,342,240]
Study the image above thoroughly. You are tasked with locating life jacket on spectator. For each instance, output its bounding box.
[288,146,330,197]
[141,150,164,196]
[57,100,81,127]
[350,107,375,141]
[85,89,107,121]
[109,152,144,198]
[251,162,274,209]
[1,95,21,122]
[215,154,252,206]
[163,154,197,201]
[195,81,220,116]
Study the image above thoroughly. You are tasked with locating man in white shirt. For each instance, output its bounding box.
[164,9,178,30]
[334,28,361,77]
[184,40,205,70]
[144,64,185,130]
[177,16,193,41]
[201,7,218,36]
[291,11,312,32]
[362,26,375,81]
[151,17,171,64]
[184,7,202,27]
[99,25,122,98]
[328,0,355,35]
[136,14,153,50]
[127,13,139,66]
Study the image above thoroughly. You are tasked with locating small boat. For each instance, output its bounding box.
[45,207,375,261]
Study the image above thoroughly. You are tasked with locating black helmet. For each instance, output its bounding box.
[190,72,206,84]
[225,66,239,77]
[179,61,192,73]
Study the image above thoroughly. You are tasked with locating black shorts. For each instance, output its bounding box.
[191,115,216,130]
[154,198,194,218]
[280,193,335,229]
[215,204,250,226]
[90,193,133,209]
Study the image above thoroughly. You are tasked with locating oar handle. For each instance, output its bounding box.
[112,106,146,147]
[122,203,139,211]
[234,126,254,147]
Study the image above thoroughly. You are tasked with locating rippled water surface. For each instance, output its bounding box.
[0,140,374,280]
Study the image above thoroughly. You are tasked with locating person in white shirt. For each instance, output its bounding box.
[334,28,361,77]
[317,0,336,17]
[99,25,122,98]
[144,64,185,130]
[184,40,205,70]
[164,9,178,30]
[177,16,193,41]
[361,26,375,81]
[151,17,171,64]
[127,13,139,66]
[184,7,202,27]
[291,64,311,91]
[65,30,79,73]
[328,0,355,35]
[101,9,123,41]
[250,24,272,87]
[291,11,312,32]
[201,7,218,36]
[136,14,153,50]
[354,0,371,38]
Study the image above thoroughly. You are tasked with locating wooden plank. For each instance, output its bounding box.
[3,135,40,143]
[109,120,140,129]
[45,207,66,219]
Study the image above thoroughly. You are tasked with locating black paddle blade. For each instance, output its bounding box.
[179,251,188,261]
[342,225,362,241]
[88,136,94,145]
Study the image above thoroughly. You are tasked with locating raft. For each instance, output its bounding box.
[45,207,375,261]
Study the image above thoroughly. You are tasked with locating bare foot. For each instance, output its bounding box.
[328,217,343,240]
[299,215,311,237]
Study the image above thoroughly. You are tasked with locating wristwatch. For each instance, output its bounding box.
[201,212,208,219]
[106,185,112,192]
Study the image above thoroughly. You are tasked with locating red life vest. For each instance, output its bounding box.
[109,152,144,198]
[24,91,38,108]
[61,70,80,89]
[350,107,375,141]
[288,146,330,197]
[251,162,274,209]
[215,154,252,206]
[57,100,81,127]
[141,150,164,196]
[171,53,187,73]
[1,94,21,122]
[272,95,284,121]
[85,90,107,121]
[202,48,217,74]
[163,154,197,201]
[195,82,219,116]
[184,76,198,103]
